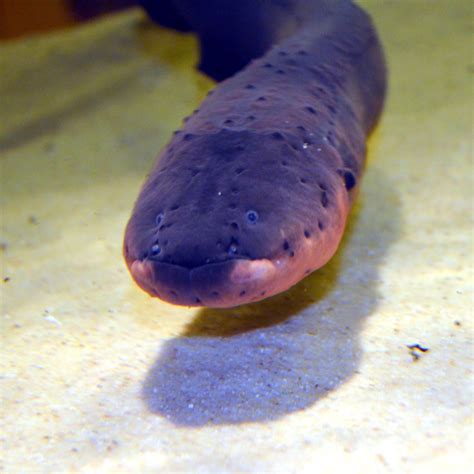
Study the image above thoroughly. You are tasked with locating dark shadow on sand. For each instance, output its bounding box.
[142,166,400,426]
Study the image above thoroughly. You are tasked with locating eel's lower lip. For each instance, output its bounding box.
[129,257,279,308]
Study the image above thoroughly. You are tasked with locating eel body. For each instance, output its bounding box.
[124,0,387,308]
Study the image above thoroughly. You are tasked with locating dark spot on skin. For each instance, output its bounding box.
[170,204,180,211]
[342,170,356,190]
[291,143,299,151]
[231,187,239,194]
[224,119,234,125]
[257,96,267,101]
[318,221,324,231]
[240,290,246,297]
[245,84,255,89]
[263,63,273,68]
[305,106,317,114]
[235,167,245,175]
[300,177,307,184]
[155,213,164,226]
[283,240,290,251]
[278,51,287,56]
[229,203,237,210]
[236,144,245,151]
[304,230,311,238]
[296,125,306,132]
[318,182,327,191]
[328,105,336,114]
[271,132,284,140]
[246,210,258,224]
[276,69,285,74]
[170,290,178,297]
[298,50,308,56]
[281,161,288,167]
[260,291,266,296]
[321,192,329,207]
[230,222,239,231]
[228,238,239,255]
[195,297,201,303]
[211,291,219,297]
[247,115,256,121]
[305,269,311,275]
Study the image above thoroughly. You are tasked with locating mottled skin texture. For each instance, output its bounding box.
[124,0,387,307]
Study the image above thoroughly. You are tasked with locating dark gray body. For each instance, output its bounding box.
[125,0,387,307]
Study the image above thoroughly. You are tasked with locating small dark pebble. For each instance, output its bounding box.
[3,277,10,283]
[407,343,429,361]
[28,215,38,225]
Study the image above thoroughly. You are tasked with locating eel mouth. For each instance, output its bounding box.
[128,257,283,308]
[125,220,342,308]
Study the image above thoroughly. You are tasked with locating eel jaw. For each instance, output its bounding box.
[129,257,279,308]
[127,223,342,308]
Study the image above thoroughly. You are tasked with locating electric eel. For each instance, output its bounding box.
[123,0,387,308]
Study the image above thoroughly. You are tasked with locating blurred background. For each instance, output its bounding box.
[0,0,137,39]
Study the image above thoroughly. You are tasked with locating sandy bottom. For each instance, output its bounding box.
[1,1,472,472]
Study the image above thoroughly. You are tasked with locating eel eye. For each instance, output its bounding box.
[150,244,161,256]
[246,210,259,224]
